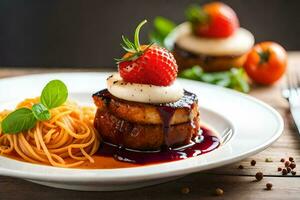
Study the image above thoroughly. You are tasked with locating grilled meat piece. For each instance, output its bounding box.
[173,43,247,72]
[93,89,200,150]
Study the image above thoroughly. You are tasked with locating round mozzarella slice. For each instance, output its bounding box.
[173,22,255,56]
[107,73,184,104]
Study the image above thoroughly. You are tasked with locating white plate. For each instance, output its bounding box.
[0,72,283,191]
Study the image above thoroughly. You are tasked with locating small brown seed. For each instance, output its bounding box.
[285,161,291,167]
[214,188,224,196]
[238,165,244,169]
[265,158,273,162]
[280,158,285,162]
[251,160,256,166]
[292,171,297,176]
[278,167,282,172]
[282,168,288,175]
[255,172,263,181]
[181,187,190,194]
[266,183,273,190]
[290,163,296,169]
[287,167,291,173]
[289,157,294,162]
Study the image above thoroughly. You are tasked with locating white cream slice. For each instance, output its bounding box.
[173,22,255,56]
[107,73,184,104]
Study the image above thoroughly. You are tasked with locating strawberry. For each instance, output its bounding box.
[186,2,239,38]
[116,20,178,86]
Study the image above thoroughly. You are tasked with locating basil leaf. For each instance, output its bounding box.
[1,108,37,134]
[230,68,250,93]
[179,66,250,93]
[180,66,203,80]
[149,16,176,48]
[32,103,51,121]
[41,80,68,109]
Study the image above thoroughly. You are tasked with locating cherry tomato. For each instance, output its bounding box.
[244,42,287,85]
[187,2,239,38]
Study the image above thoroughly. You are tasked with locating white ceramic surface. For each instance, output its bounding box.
[0,72,283,191]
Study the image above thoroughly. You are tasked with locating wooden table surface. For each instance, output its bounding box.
[0,52,300,200]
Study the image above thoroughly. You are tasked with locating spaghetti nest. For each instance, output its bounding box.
[0,98,100,168]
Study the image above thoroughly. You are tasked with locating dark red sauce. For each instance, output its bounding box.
[157,106,176,146]
[97,127,220,164]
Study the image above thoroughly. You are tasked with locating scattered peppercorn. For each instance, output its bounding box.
[282,168,288,175]
[181,187,190,194]
[251,160,256,166]
[292,171,297,176]
[285,161,291,167]
[265,158,273,162]
[214,188,224,196]
[287,167,291,173]
[290,163,296,169]
[255,172,263,181]
[280,158,285,162]
[278,167,282,172]
[238,165,244,169]
[266,183,273,190]
[289,157,294,162]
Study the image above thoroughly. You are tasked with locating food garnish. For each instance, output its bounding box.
[186,2,239,38]
[149,16,176,48]
[1,80,68,134]
[265,158,273,162]
[244,42,287,85]
[117,20,178,86]
[41,79,68,109]
[290,163,296,169]
[181,187,191,194]
[266,183,273,190]
[180,65,250,93]
[255,172,263,181]
[282,168,288,175]
[251,160,256,166]
[214,188,224,196]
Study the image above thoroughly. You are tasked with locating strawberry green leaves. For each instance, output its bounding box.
[1,80,68,134]
[115,20,153,64]
[185,5,209,25]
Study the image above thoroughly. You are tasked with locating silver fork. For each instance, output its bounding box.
[282,70,300,134]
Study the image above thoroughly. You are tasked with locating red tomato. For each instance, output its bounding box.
[188,2,239,38]
[244,42,287,85]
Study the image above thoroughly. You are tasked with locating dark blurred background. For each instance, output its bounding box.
[0,0,299,68]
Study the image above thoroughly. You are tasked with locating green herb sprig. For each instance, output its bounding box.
[1,80,68,134]
[180,66,250,93]
[115,20,153,63]
[149,16,176,48]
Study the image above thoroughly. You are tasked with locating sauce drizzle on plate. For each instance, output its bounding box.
[97,126,220,165]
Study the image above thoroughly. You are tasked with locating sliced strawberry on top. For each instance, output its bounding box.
[116,20,178,86]
[186,2,239,38]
